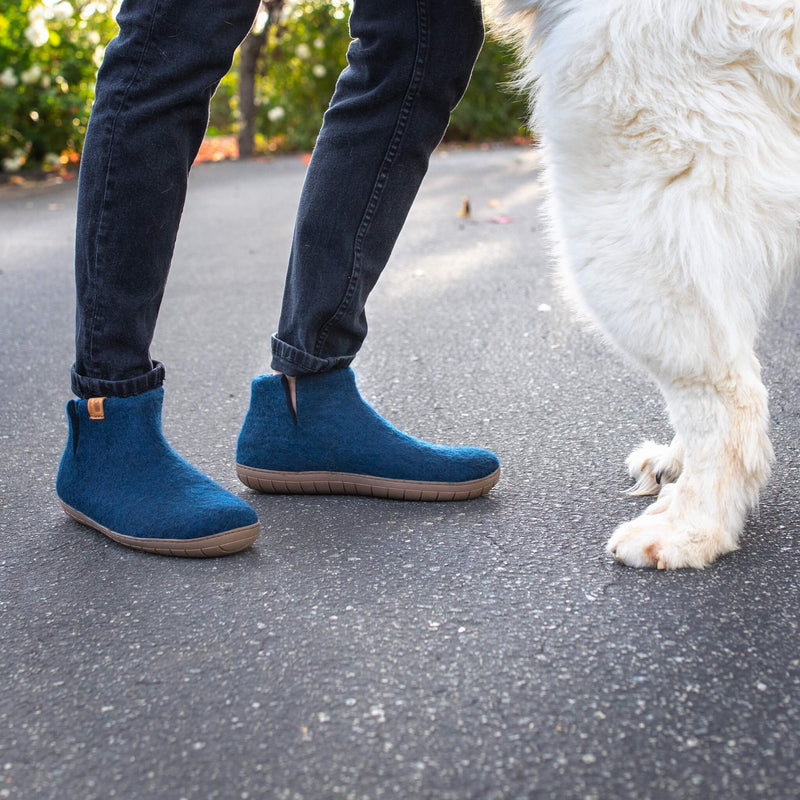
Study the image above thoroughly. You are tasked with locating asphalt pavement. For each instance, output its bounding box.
[1,147,799,799]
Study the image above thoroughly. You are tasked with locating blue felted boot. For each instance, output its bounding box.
[236,368,500,501]
[56,388,259,556]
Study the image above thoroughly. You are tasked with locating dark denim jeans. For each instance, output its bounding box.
[71,0,484,398]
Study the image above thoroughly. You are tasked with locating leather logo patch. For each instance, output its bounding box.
[87,397,106,420]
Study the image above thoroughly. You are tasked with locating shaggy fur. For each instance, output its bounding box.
[495,0,800,568]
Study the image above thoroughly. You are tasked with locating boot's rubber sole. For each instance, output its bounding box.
[236,464,500,501]
[59,501,259,557]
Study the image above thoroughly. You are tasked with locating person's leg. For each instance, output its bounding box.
[73,0,261,398]
[272,0,485,374]
[58,0,262,555]
[237,0,500,500]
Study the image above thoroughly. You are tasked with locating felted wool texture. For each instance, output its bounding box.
[56,387,257,540]
[237,368,499,483]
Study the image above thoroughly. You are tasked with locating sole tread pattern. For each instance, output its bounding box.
[235,465,500,502]
[59,501,259,557]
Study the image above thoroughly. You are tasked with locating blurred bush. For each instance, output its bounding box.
[1,0,530,173]
[211,1,530,153]
[0,0,120,172]
[448,31,530,144]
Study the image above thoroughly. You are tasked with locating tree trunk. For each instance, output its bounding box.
[238,1,285,160]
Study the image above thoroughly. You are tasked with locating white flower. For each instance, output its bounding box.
[2,154,25,173]
[295,43,311,60]
[312,64,327,78]
[0,68,18,88]
[21,65,43,85]
[52,1,74,20]
[313,37,325,50]
[80,2,109,19]
[86,30,101,45]
[25,20,50,48]
[267,106,285,122]
[81,0,117,20]
[28,5,53,23]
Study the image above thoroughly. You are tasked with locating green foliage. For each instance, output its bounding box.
[0,0,119,172]
[1,0,529,172]
[447,35,530,143]
[211,1,530,153]
[255,1,352,152]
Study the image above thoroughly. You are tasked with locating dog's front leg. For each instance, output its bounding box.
[608,358,773,569]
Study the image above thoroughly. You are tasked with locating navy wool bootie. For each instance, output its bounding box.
[56,388,259,557]
[236,368,500,501]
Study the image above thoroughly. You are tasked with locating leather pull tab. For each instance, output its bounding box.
[87,397,106,420]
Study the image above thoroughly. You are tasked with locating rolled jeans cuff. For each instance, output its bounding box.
[71,361,166,399]
[270,335,355,377]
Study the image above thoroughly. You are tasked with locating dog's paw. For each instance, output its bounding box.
[625,440,683,496]
[606,510,734,569]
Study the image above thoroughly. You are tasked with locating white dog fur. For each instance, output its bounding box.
[494,0,800,568]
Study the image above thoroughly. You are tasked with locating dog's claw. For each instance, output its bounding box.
[626,473,661,496]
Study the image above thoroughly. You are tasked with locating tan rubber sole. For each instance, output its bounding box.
[59,501,260,557]
[236,464,500,501]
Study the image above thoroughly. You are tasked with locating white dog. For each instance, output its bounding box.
[495,0,800,568]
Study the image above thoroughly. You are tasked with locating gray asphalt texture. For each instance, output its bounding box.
[1,147,799,800]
